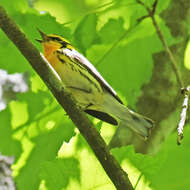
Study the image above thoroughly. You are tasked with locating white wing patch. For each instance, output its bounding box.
[61,48,119,100]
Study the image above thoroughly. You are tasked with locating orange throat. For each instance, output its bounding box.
[42,42,60,66]
[43,43,56,58]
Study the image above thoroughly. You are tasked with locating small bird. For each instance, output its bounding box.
[37,29,154,139]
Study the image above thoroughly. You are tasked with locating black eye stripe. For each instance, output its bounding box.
[49,36,70,48]
[50,36,63,42]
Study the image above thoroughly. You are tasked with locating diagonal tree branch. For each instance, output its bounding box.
[0,5,134,190]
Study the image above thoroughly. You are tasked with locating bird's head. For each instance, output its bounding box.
[36,29,73,56]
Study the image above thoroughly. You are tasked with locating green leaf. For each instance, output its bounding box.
[112,146,166,179]
[74,14,98,54]
[0,108,22,161]
[40,158,80,190]
[1,0,29,13]
[15,117,75,190]
[57,134,115,190]
[99,17,125,44]
[150,126,190,190]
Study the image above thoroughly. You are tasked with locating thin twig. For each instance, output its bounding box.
[151,16,184,88]
[177,86,190,145]
[137,0,184,88]
[152,0,158,15]
[0,5,134,190]
[137,0,189,145]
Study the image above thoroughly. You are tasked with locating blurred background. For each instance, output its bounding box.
[0,0,190,190]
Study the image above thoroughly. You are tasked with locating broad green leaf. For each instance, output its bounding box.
[0,108,22,161]
[40,158,80,190]
[74,14,98,54]
[55,134,115,190]
[15,114,75,190]
[1,0,29,13]
[34,0,94,24]
[99,17,125,44]
[112,146,166,178]
[150,126,190,190]
[10,101,28,128]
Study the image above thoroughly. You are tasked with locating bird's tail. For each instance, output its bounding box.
[99,93,154,139]
[120,110,153,139]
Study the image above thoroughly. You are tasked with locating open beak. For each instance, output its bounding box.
[36,28,48,43]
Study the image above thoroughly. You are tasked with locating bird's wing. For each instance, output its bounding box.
[61,48,123,104]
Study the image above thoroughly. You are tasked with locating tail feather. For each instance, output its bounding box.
[98,93,154,139]
[122,110,154,139]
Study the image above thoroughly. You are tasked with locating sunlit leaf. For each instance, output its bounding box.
[184,40,190,70]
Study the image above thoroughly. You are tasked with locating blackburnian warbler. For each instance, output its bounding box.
[37,29,154,139]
